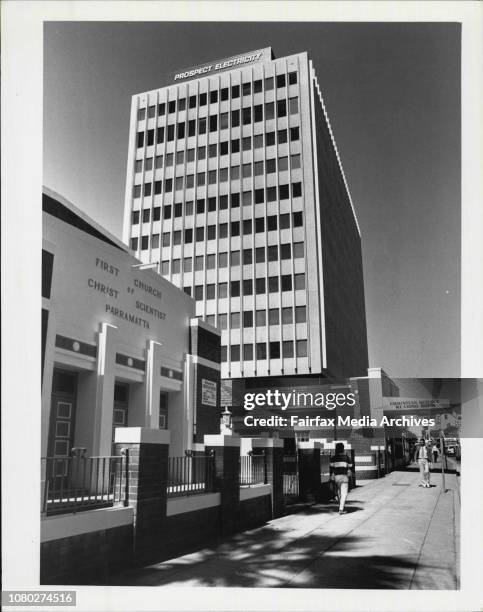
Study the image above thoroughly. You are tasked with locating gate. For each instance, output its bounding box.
[282,454,299,501]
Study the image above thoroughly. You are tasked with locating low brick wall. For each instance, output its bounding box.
[237,486,272,531]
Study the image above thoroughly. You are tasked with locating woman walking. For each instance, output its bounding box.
[329,442,353,515]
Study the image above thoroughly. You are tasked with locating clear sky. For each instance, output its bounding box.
[43,21,461,378]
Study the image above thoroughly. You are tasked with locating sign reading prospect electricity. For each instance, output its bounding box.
[172,48,271,82]
[201,379,217,407]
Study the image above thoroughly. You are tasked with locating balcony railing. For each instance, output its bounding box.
[42,454,128,515]
[239,452,267,487]
[167,453,217,498]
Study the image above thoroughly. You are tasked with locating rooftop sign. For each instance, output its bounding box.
[172,48,271,82]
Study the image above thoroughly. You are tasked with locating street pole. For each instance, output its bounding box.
[440,433,446,493]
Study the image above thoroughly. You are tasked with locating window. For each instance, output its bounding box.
[255,217,265,233]
[142,209,150,223]
[161,261,169,275]
[209,115,217,132]
[135,159,142,173]
[184,257,192,272]
[164,178,173,193]
[208,170,217,184]
[199,92,207,106]
[219,314,228,330]
[231,84,240,98]
[281,274,292,291]
[281,244,291,259]
[297,340,307,357]
[168,100,176,114]
[187,148,195,162]
[279,184,289,199]
[196,227,205,242]
[254,79,263,93]
[210,90,218,104]
[289,97,299,115]
[130,237,138,250]
[266,158,276,174]
[166,153,174,166]
[221,346,227,362]
[242,82,251,96]
[231,345,240,361]
[242,136,251,151]
[231,193,240,208]
[173,230,181,245]
[188,120,196,137]
[218,282,228,298]
[231,138,240,153]
[153,206,161,221]
[242,107,251,125]
[243,311,253,327]
[268,277,279,293]
[206,284,216,300]
[164,204,172,219]
[242,163,251,179]
[138,108,146,121]
[292,182,302,198]
[266,186,277,202]
[207,225,216,240]
[265,102,275,120]
[291,154,301,169]
[254,134,264,149]
[144,182,152,197]
[220,168,228,182]
[282,307,292,324]
[176,151,185,165]
[243,248,252,265]
[276,74,286,88]
[266,131,276,146]
[197,172,205,187]
[132,210,140,224]
[257,342,267,359]
[172,259,181,274]
[167,125,175,141]
[231,109,240,128]
[137,132,144,148]
[256,278,265,294]
[218,252,228,268]
[296,306,307,323]
[242,191,252,207]
[295,273,305,290]
[197,145,206,160]
[256,310,266,326]
[141,235,149,250]
[255,247,265,263]
[269,309,279,325]
[264,76,274,90]
[162,232,170,247]
[206,314,215,326]
[255,189,264,204]
[290,126,300,141]
[254,161,264,176]
[174,202,183,217]
[154,180,162,195]
[186,175,194,188]
[283,340,294,358]
[231,312,240,329]
[254,105,263,122]
[208,196,217,212]
[221,87,229,101]
[277,100,287,118]
[175,177,184,191]
[267,215,278,231]
[185,201,193,215]
[230,250,240,266]
[293,211,303,227]
[243,279,253,295]
[198,118,207,135]
[158,102,166,115]
[269,342,280,359]
[155,155,163,169]
[231,165,240,180]
[208,144,217,158]
[194,286,203,301]
[178,98,186,111]
[243,344,254,360]
[279,156,288,172]
[268,245,278,262]
[243,219,252,235]
[219,223,228,238]
[288,71,298,85]
[184,228,193,243]
[230,280,240,297]
[231,221,240,237]
[219,195,228,210]
[220,140,229,155]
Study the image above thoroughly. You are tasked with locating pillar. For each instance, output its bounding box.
[251,438,285,518]
[297,441,322,503]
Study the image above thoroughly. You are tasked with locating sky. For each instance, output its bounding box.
[43,21,461,378]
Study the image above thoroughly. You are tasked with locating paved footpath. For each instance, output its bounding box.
[114,468,460,589]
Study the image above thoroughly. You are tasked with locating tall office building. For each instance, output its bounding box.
[123,47,368,385]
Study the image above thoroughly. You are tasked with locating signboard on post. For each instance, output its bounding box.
[201,379,217,407]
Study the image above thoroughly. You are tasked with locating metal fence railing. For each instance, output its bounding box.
[320,451,331,483]
[282,454,299,496]
[239,452,267,487]
[167,452,217,498]
[42,454,128,515]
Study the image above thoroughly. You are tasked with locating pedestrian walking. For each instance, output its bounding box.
[432,443,439,463]
[329,442,353,514]
[414,437,432,487]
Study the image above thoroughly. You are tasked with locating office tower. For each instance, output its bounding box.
[123,47,368,384]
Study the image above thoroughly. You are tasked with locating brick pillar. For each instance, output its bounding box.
[297,441,322,503]
[204,434,240,536]
[114,427,170,566]
[252,438,285,518]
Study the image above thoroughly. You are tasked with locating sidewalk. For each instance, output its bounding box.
[113,469,460,589]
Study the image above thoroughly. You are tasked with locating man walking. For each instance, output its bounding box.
[329,442,353,514]
[414,437,432,487]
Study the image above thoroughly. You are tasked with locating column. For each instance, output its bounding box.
[251,438,285,518]
[298,441,322,503]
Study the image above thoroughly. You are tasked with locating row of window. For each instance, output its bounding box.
[221,339,307,362]
[134,155,301,197]
[183,274,302,300]
[133,218,305,248]
[135,126,300,174]
[137,98,299,147]
[137,72,299,120]
[160,251,306,274]
[204,305,306,330]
